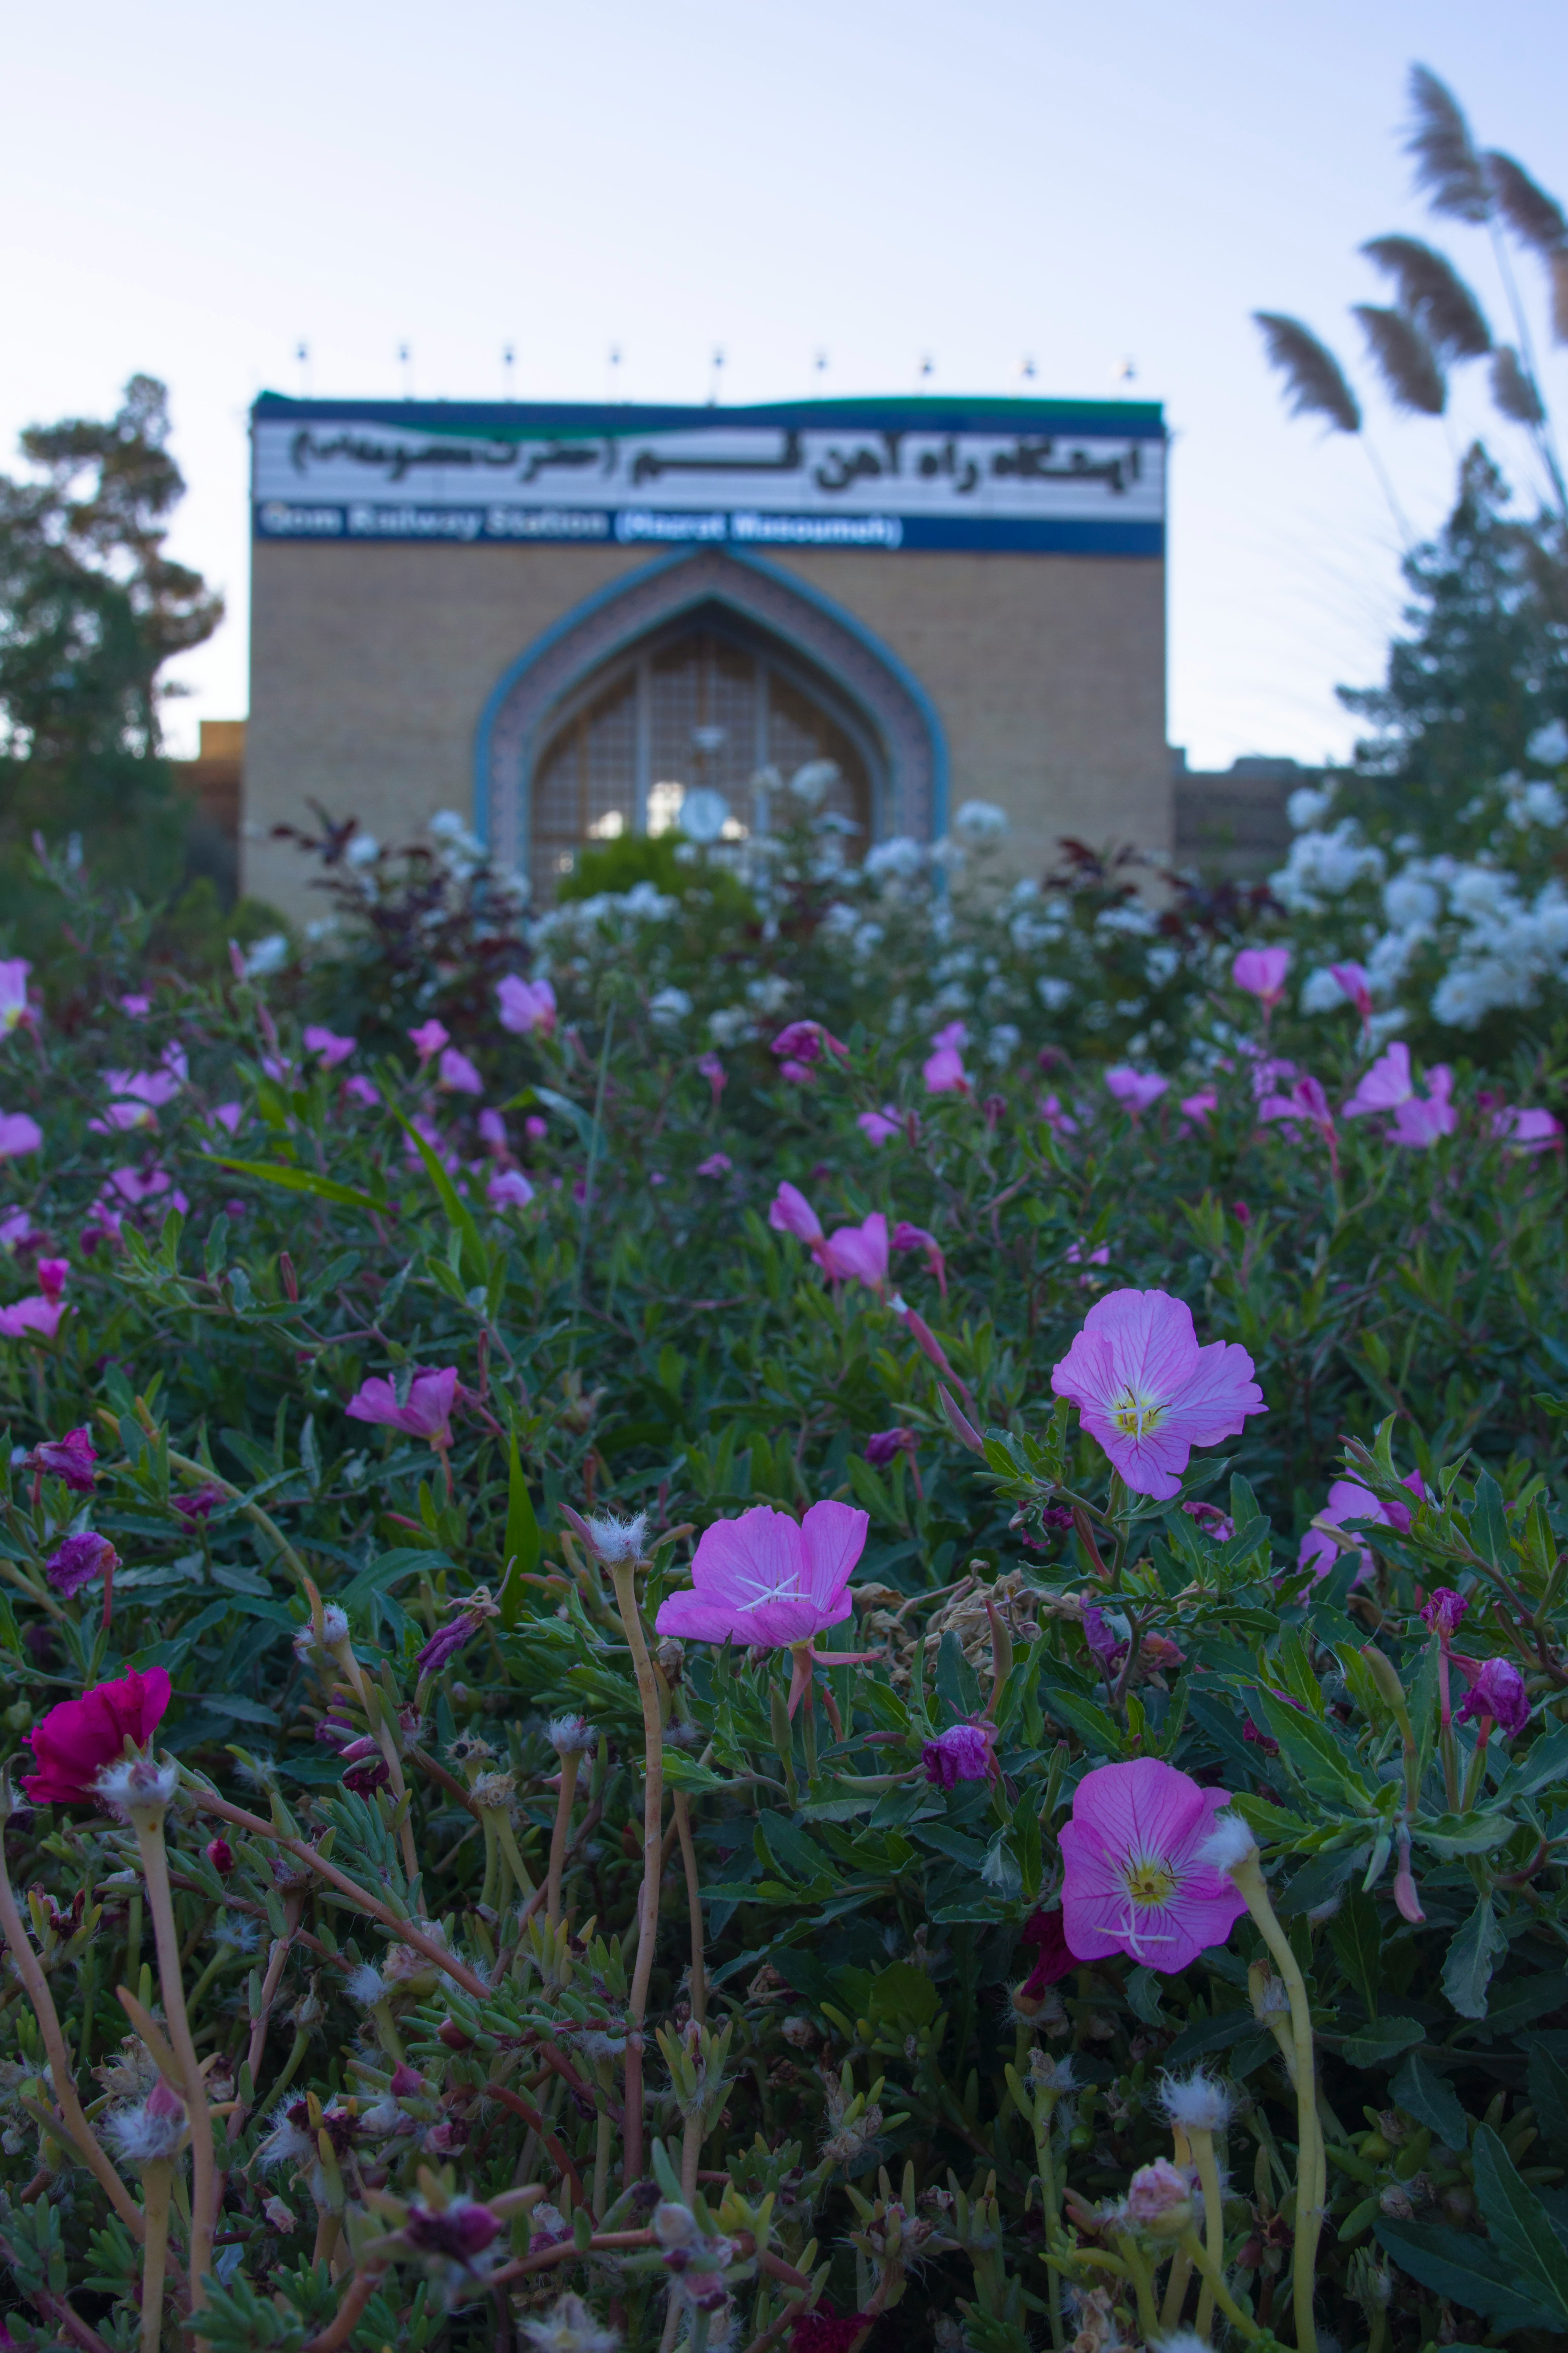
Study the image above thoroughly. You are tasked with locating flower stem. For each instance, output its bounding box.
[1189,2122,1226,2341]
[132,1810,220,2317]
[139,2160,173,2353]
[1231,1853,1319,2353]
[546,1751,581,1928]
[1178,2226,1261,2340]
[610,1554,664,2188]
[1111,2231,1160,2345]
[672,1790,706,2026]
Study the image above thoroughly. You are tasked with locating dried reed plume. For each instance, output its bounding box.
[1360,236,1490,360]
[1484,153,1568,258]
[1352,306,1446,416]
[1405,64,1490,225]
[1491,348,1545,427]
[1252,314,1361,434]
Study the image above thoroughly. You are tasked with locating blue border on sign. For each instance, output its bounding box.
[470,546,952,853]
[252,389,1167,441]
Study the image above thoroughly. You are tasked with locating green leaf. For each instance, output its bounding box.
[500,1427,542,1630]
[1529,2041,1568,2156]
[935,1630,981,1723]
[389,1106,487,1283]
[1443,1892,1508,2021]
[1498,1724,1568,1800]
[867,1962,940,2033]
[214,1156,383,1214]
[1328,1887,1383,2014]
[1469,1472,1512,1575]
[1374,2218,1560,2332]
[1470,2122,1568,2325]
[1412,1810,1517,1859]
[1257,1689,1372,1807]
[1340,2015,1424,2069]
[756,1812,833,1887]
[1390,2051,1468,2147]
[528,1083,605,1156]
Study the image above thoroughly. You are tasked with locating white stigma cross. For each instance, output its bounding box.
[1112,1386,1164,1440]
[736,1571,805,1613]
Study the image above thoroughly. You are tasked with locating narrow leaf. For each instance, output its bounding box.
[1443,1892,1508,2020]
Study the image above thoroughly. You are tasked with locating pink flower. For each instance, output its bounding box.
[1258,1072,1340,1175]
[1422,1588,1468,1635]
[206,1102,243,1139]
[1039,1092,1078,1135]
[923,1022,969,1097]
[1231,947,1290,1012]
[654,1500,868,1649]
[31,1427,97,1490]
[438,1047,484,1096]
[768,1182,825,1250]
[37,1258,67,1303]
[857,1105,901,1146]
[697,1052,727,1104]
[342,1075,381,1108]
[260,1055,294,1087]
[0,1115,42,1160]
[408,1019,450,1064]
[0,1209,35,1248]
[303,1026,357,1068]
[0,1296,65,1339]
[778,1057,816,1086]
[346,1367,459,1446]
[1058,1757,1247,1973]
[1105,1066,1168,1114]
[1296,1471,1423,1581]
[1065,1241,1111,1289]
[1390,1066,1455,1149]
[486,1169,535,1209]
[108,1167,175,1207]
[477,1109,508,1155]
[0,961,33,1037]
[1179,1089,1217,1128]
[822,1212,889,1291]
[922,1723,993,1787]
[1050,1288,1266,1500]
[864,1427,915,1468]
[1492,1105,1561,1151]
[106,1068,181,1110]
[46,1531,117,1599]
[1330,962,1373,1022]
[118,993,151,1019]
[772,1020,848,1065]
[894,1220,947,1297]
[524,1114,548,1141]
[1343,1042,1413,1117]
[696,1152,733,1177]
[1455,1655,1529,1736]
[23,1668,171,1807]
[496,975,557,1037]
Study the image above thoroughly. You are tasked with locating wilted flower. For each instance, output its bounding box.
[921,1723,993,1788]
[1455,1655,1529,1736]
[1297,1471,1423,1581]
[1330,962,1373,1022]
[1421,1588,1468,1636]
[768,1181,826,1254]
[771,1020,848,1064]
[1017,1908,1079,1998]
[45,1531,117,1598]
[206,1837,235,1876]
[864,1427,915,1468]
[29,1428,97,1490]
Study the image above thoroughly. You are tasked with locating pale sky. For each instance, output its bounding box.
[2,0,1563,768]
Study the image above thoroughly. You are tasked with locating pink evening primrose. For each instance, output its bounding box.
[345,1367,459,1447]
[857,1105,902,1147]
[496,974,557,1037]
[118,993,151,1019]
[303,1026,357,1068]
[408,1019,450,1064]
[771,1020,848,1065]
[342,1074,381,1109]
[1232,946,1290,1012]
[1050,1287,1266,1500]
[0,961,32,1037]
[1179,1089,1217,1128]
[0,1114,42,1160]
[1390,1071,1457,1149]
[0,1295,66,1340]
[1105,1066,1169,1114]
[438,1046,484,1096]
[655,1500,868,1653]
[1492,1105,1561,1151]
[894,1220,947,1298]
[476,1109,509,1156]
[1297,1471,1424,1582]
[697,1052,727,1104]
[1331,962,1373,1023]
[822,1212,890,1291]
[486,1170,535,1209]
[696,1152,733,1177]
[923,1022,969,1097]
[1058,1757,1248,1973]
[206,1102,243,1139]
[1343,1041,1414,1118]
[768,1181,826,1255]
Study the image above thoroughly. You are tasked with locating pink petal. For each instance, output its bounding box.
[798,1502,869,1609]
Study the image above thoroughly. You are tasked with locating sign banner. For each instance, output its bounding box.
[252,396,1165,556]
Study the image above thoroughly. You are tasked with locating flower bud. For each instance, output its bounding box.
[205,1836,234,1876]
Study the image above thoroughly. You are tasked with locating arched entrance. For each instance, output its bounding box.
[475,547,947,896]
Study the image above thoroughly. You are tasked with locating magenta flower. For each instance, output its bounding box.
[696,1152,733,1177]
[923,1022,969,1096]
[894,1220,947,1297]
[1105,1066,1168,1114]
[1058,1757,1247,1973]
[37,1259,67,1303]
[864,1427,915,1468]
[30,1428,97,1491]
[1421,1588,1468,1636]
[46,1532,117,1599]
[1050,1288,1265,1500]
[1065,1241,1111,1290]
[1390,1066,1456,1149]
[346,1367,459,1447]
[1231,946,1290,1012]
[1018,1907,1079,1994]
[0,1296,65,1340]
[496,975,557,1037]
[655,1500,868,1650]
[778,1057,815,1086]
[1258,1072,1340,1176]
[524,1114,548,1140]
[343,1074,381,1108]
[106,1067,182,1111]
[1296,1471,1423,1581]
[486,1169,535,1209]
[1039,1092,1078,1134]
[438,1046,484,1096]
[922,1723,993,1788]
[303,1026,357,1068]
[119,993,151,1019]
[697,1052,727,1105]
[477,1109,508,1155]
[415,1611,487,1678]
[857,1105,901,1146]
[206,1102,243,1139]
[768,1182,825,1252]
[1330,962,1373,1022]
[1343,1042,1413,1117]
[772,1020,848,1065]
[174,1484,226,1522]
[821,1212,889,1291]
[1179,1089,1217,1127]
[408,1019,450,1064]
[1456,1656,1529,1736]
[1492,1105,1561,1151]
[0,961,33,1037]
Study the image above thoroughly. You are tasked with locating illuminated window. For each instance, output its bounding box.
[528,615,874,895]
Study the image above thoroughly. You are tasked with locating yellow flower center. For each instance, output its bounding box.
[1123,1853,1176,1908]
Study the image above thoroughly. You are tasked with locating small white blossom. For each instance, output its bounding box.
[1158,2070,1236,2135]
[647,986,692,1031]
[1197,1811,1259,1872]
[242,933,290,979]
[345,1964,387,2007]
[1527,717,1568,767]
[1037,976,1073,1012]
[953,798,1009,840]
[520,2293,621,2353]
[1286,783,1333,831]
[582,1512,648,1564]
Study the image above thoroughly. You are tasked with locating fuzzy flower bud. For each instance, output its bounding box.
[205,1836,235,1876]
[292,1606,350,1665]
[1126,2157,1194,2236]
[547,1715,597,1756]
